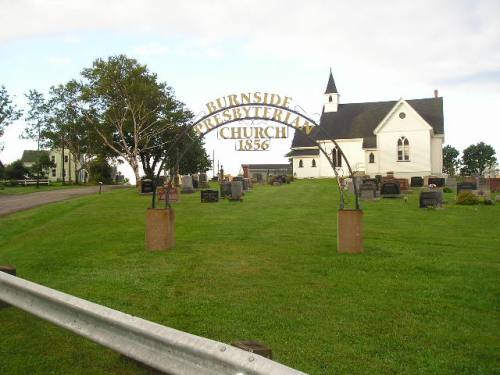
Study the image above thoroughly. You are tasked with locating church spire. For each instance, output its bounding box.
[324,68,338,94]
[324,69,339,113]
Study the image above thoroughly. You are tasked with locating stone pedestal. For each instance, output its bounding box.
[337,209,363,253]
[145,208,175,251]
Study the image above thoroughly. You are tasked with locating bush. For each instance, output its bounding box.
[443,187,453,193]
[456,191,479,205]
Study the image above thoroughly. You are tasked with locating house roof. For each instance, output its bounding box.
[243,164,291,170]
[291,97,444,149]
[21,150,49,163]
[324,70,338,94]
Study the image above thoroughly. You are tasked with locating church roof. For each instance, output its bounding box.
[287,149,320,157]
[291,97,444,149]
[324,70,338,94]
[243,164,291,170]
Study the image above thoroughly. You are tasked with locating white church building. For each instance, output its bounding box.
[289,71,444,179]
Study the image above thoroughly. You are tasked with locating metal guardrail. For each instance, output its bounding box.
[0,271,306,375]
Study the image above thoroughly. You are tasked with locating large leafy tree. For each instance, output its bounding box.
[460,142,497,176]
[442,145,460,176]
[81,55,209,184]
[29,153,55,179]
[5,160,28,180]
[0,86,22,150]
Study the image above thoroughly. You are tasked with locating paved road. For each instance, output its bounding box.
[0,185,129,217]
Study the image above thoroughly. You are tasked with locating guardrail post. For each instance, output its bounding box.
[0,265,16,308]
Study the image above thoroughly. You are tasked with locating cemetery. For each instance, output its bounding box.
[0,178,499,374]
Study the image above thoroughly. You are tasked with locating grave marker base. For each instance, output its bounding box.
[145,208,175,251]
[337,209,363,253]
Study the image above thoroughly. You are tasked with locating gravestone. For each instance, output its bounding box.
[359,183,377,200]
[380,182,401,197]
[446,177,457,189]
[181,175,195,194]
[230,181,243,200]
[419,191,443,208]
[457,182,477,195]
[363,178,379,190]
[244,177,252,190]
[489,178,500,192]
[220,181,232,198]
[141,179,154,194]
[201,190,219,203]
[428,177,445,187]
[346,178,354,194]
[199,173,209,188]
[477,178,491,198]
[192,174,199,189]
[411,176,424,188]
[395,178,409,191]
[375,175,382,185]
[242,178,249,191]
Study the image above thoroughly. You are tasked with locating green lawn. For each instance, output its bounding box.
[0,180,498,374]
[0,183,89,195]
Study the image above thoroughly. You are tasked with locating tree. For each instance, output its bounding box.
[29,153,55,179]
[0,86,22,150]
[0,161,5,179]
[82,55,177,183]
[88,157,113,184]
[5,160,28,180]
[460,142,497,176]
[442,145,460,175]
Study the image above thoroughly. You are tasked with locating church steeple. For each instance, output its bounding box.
[324,68,339,112]
[324,68,338,94]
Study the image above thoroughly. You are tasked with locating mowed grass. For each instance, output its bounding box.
[0,180,498,374]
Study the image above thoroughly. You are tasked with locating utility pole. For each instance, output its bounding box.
[61,135,65,185]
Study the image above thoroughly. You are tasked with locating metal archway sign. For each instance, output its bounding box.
[146,91,363,253]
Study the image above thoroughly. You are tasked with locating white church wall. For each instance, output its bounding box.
[364,150,379,176]
[293,156,320,178]
[317,139,365,177]
[376,102,434,178]
[430,136,444,175]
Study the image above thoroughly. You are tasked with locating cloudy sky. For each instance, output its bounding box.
[1,0,499,180]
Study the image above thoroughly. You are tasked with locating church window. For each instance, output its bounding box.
[312,159,316,167]
[332,147,342,168]
[329,95,332,102]
[399,112,406,119]
[369,153,375,163]
[299,159,303,168]
[397,136,410,161]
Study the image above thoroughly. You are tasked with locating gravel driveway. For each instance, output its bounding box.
[0,185,129,217]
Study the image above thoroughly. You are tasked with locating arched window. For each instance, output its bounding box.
[332,147,342,168]
[312,159,316,167]
[369,152,375,163]
[397,136,410,161]
[329,95,332,102]
[299,159,303,168]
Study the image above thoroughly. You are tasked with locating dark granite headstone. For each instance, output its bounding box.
[201,190,219,203]
[192,174,199,189]
[419,191,443,208]
[411,176,424,187]
[457,182,477,194]
[428,177,445,187]
[380,182,400,197]
[375,175,382,185]
[141,179,154,194]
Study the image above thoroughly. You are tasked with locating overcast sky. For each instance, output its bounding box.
[1,0,499,180]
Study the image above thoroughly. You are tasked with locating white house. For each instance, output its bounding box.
[21,149,87,183]
[289,71,444,179]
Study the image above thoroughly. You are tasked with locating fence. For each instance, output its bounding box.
[0,271,306,375]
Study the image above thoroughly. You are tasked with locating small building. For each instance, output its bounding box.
[289,71,444,180]
[241,164,292,182]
